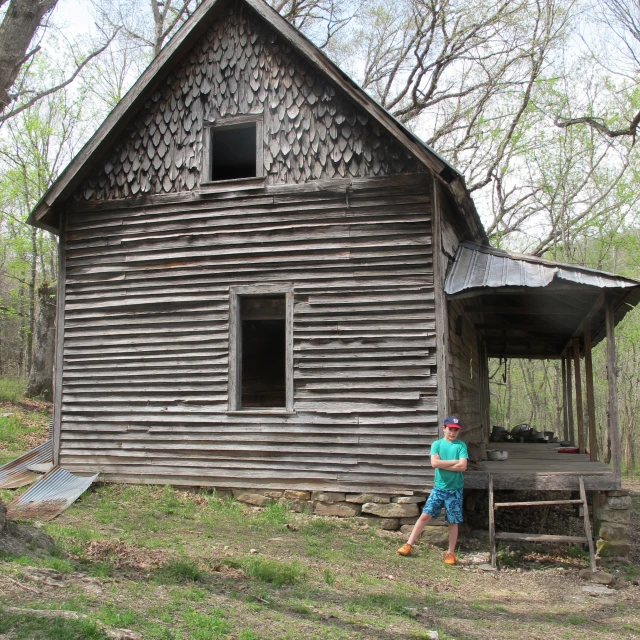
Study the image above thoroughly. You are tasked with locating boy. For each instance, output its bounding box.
[397,416,468,565]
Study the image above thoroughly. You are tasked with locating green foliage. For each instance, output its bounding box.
[0,377,26,403]
[0,608,106,640]
[235,556,304,587]
[155,559,204,585]
[182,609,231,639]
[0,414,39,452]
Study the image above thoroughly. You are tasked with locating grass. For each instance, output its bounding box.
[1,405,639,639]
[237,556,304,587]
[0,608,107,640]
[0,377,26,403]
[155,559,204,584]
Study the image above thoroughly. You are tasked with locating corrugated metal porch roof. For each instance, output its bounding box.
[445,242,640,295]
[444,242,640,358]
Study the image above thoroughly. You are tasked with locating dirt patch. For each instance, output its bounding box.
[82,540,168,571]
[0,500,55,557]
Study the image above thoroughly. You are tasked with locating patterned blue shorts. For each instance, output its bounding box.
[423,487,464,524]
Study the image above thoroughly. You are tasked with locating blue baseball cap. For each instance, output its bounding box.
[443,416,462,429]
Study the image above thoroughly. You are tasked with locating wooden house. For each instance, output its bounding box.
[29,0,640,502]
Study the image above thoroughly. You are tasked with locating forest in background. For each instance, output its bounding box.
[0,0,638,468]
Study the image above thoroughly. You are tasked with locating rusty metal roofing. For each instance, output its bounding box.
[0,440,53,489]
[6,467,99,521]
[445,242,640,296]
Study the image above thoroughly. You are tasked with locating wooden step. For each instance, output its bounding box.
[495,499,583,509]
[495,532,588,544]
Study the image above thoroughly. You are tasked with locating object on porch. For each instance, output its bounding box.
[486,450,508,461]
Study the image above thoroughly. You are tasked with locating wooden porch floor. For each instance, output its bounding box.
[465,442,617,490]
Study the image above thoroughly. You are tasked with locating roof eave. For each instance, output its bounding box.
[29,0,487,244]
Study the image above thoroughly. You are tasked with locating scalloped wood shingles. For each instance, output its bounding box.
[74,4,422,202]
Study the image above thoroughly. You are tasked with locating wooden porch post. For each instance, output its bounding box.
[605,296,621,479]
[561,356,569,442]
[583,325,598,462]
[573,340,585,454]
[565,345,575,445]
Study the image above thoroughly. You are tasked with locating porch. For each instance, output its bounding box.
[464,442,617,490]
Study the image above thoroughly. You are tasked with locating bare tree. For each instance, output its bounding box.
[91,0,201,57]
[555,0,640,140]
[0,0,115,124]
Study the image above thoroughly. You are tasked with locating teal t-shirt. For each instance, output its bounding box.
[430,438,468,490]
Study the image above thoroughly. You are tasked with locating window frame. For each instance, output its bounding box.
[228,284,294,413]
[201,115,264,190]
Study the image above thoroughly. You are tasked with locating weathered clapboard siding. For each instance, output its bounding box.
[59,176,438,491]
[73,3,422,203]
[447,297,484,443]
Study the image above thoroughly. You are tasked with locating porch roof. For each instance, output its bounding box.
[444,242,640,358]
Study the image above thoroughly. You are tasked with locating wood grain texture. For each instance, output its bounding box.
[72,3,422,203]
[60,176,438,491]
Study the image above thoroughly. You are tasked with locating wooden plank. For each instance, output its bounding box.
[606,296,621,479]
[579,477,597,572]
[431,178,449,421]
[583,325,598,462]
[495,499,583,508]
[489,474,496,567]
[561,356,569,442]
[465,473,619,491]
[52,213,67,466]
[573,340,585,454]
[495,532,587,544]
[566,346,575,445]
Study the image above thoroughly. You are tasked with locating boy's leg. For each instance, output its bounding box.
[407,513,432,545]
[397,513,432,555]
[447,523,458,555]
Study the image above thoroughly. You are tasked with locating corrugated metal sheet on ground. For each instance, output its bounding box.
[6,467,99,521]
[445,242,640,295]
[0,440,53,489]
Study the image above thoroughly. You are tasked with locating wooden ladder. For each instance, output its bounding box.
[488,474,596,571]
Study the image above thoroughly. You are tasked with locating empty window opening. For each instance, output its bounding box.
[211,123,256,181]
[240,295,286,408]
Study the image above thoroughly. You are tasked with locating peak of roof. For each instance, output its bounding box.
[28,0,487,244]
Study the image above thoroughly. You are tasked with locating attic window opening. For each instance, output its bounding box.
[204,116,264,186]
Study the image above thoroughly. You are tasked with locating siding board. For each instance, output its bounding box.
[61,177,437,491]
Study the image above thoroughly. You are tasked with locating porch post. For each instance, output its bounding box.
[565,344,575,445]
[561,356,569,442]
[583,325,598,462]
[573,340,585,454]
[605,296,621,479]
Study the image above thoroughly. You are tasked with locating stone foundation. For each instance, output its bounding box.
[224,488,428,530]
[594,490,631,559]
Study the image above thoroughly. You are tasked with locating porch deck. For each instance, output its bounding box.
[465,442,618,490]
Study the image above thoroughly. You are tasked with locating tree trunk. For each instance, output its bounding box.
[0,0,58,112]
[25,283,56,401]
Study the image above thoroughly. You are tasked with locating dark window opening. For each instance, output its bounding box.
[211,124,256,181]
[240,295,286,408]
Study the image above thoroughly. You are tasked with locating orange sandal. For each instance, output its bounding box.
[397,543,412,556]
[444,552,456,565]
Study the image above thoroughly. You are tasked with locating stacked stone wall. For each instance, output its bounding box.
[594,489,631,558]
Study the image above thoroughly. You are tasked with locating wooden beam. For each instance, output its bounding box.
[561,292,604,354]
[566,345,575,445]
[464,305,577,316]
[605,296,621,479]
[573,340,585,454]
[431,178,449,422]
[583,325,598,462]
[561,356,569,442]
[52,213,67,466]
